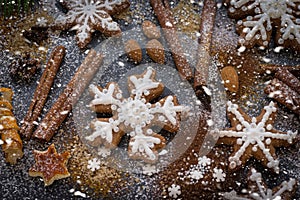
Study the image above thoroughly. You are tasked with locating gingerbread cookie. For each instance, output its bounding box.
[86,67,188,163]
[224,0,300,51]
[52,0,130,48]
[29,144,71,186]
[224,168,297,199]
[217,101,297,173]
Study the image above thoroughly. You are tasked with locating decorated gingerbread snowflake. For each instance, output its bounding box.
[85,67,188,163]
[225,0,300,50]
[53,0,130,48]
[218,101,297,173]
[224,168,297,199]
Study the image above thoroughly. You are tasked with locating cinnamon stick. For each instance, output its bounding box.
[33,49,103,141]
[260,63,300,72]
[20,46,66,139]
[194,0,217,91]
[150,0,193,80]
[0,88,23,164]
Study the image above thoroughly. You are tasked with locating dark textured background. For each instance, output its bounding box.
[0,0,299,199]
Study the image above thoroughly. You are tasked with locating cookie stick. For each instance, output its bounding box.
[33,49,103,141]
[265,78,300,115]
[0,88,23,164]
[259,63,300,72]
[150,0,193,80]
[20,46,66,139]
[274,68,300,94]
[194,0,217,91]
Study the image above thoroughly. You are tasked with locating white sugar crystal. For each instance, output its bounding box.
[238,46,246,53]
[274,46,284,53]
[207,119,214,126]
[202,86,212,96]
[74,191,87,198]
[262,57,271,63]
[118,61,125,67]
[165,21,173,27]
[60,110,69,115]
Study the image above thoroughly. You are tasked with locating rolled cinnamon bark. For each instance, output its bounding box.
[0,88,23,164]
[150,0,193,80]
[20,46,66,139]
[260,64,300,72]
[33,49,104,141]
[194,0,217,90]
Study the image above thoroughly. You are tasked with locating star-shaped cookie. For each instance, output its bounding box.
[224,168,297,200]
[53,0,130,48]
[217,101,297,173]
[29,144,71,186]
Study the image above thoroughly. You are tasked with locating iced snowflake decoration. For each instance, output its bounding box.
[168,184,181,199]
[36,17,48,27]
[186,156,212,182]
[212,168,226,182]
[197,155,212,167]
[85,67,188,163]
[142,164,159,176]
[53,0,130,48]
[218,101,297,173]
[226,0,300,50]
[97,147,111,158]
[184,155,226,184]
[87,158,101,171]
[224,168,297,200]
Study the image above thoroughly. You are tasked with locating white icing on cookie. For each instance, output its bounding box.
[86,67,188,162]
[220,101,297,173]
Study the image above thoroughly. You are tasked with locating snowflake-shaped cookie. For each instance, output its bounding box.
[224,168,297,200]
[218,101,297,173]
[53,0,130,48]
[85,67,187,163]
[225,0,300,50]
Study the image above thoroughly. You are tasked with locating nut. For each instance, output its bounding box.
[124,39,142,63]
[220,66,239,93]
[146,39,165,64]
[142,20,161,39]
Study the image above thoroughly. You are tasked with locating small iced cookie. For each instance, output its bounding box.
[86,67,188,163]
[225,0,300,51]
[218,101,297,173]
[52,0,130,48]
[224,168,297,199]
